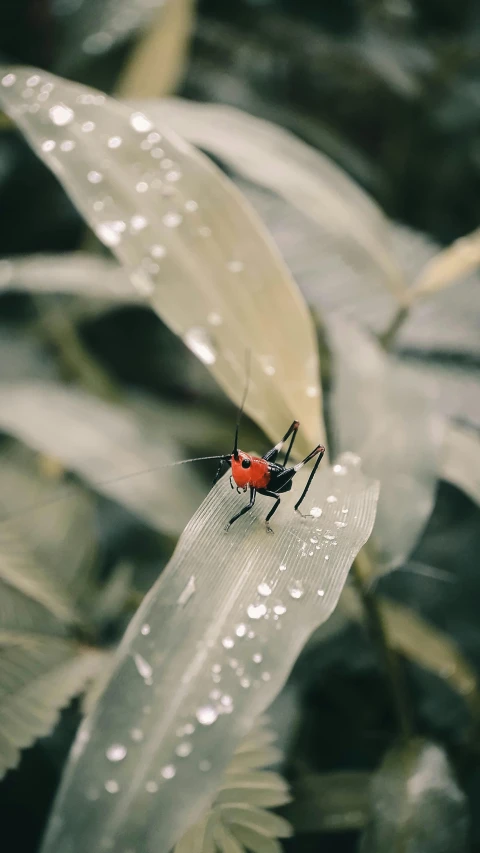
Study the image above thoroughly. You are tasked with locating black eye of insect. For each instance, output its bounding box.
[241,458,251,469]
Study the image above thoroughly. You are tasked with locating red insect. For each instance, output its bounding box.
[212,418,325,533]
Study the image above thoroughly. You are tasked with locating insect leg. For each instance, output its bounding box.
[258,488,281,533]
[294,445,326,514]
[263,420,299,463]
[225,486,256,531]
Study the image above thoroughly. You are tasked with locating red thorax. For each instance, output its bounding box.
[231,451,271,490]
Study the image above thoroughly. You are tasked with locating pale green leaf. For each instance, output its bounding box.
[229,827,282,853]
[0,637,104,779]
[328,316,443,571]
[0,382,206,536]
[411,226,480,299]
[0,67,323,455]
[145,98,406,304]
[40,457,378,853]
[220,806,292,839]
[360,739,468,853]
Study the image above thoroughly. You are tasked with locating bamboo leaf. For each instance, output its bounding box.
[0,636,104,779]
[0,67,323,455]
[40,456,378,853]
[328,316,443,571]
[145,98,407,304]
[359,739,468,853]
[441,423,480,508]
[0,382,206,537]
[411,227,480,299]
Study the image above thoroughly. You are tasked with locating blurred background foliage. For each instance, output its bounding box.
[0,1,480,852]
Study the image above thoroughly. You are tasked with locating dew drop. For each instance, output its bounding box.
[273,603,287,615]
[130,112,153,133]
[221,694,233,707]
[88,170,103,184]
[247,630,255,639]
[257,582,272,596]
[150,244,166,259]
[136,181,149,193]
[325,555,330,561]
[253,653,263,663]
[310,537,318,544]
[151,147,164,159]
[49,103,74,126]
[247,603,267,619]
[176,741,193,757]
[81,121,95,132]
[333,464,347,475]
[235,624,247,638]
[96,222,121,247]
[130,728,143,742]
[41,140,56,152]
[130,214,148,232]
[106,744,126,762]
[108,135,122,148]
[196,705,218,725]
[222,636,234,649]
[185,199,198,212]
[134,653,152,680]
[163,211,182,228]
[318,589,325,597]
[105,780,119,794]
[261,672,271,681]
[178,575,196,606]
[323,532,335,541]
[146,780,158,793]
[288,583,304,600]
[212,664,221,674]
[141,623,151,636]
[27,75,40,87]
[326,495,338,504]
[279,564,287,571]
[306,385,320,397]
[161,764,176,779]
[310,507,322,518]
[166,169,182,182]
[240,678,251,688]
[184,327,217,365]
[1,74,16,87]
[60,140,75,151]
[335,520,347,528]
[228,658,239,669]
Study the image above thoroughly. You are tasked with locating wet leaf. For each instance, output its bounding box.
[0,382,206,537]
[40,455,378,853]
[0,636,104,779]
[328,317,442,571]
[441,424,480,508]
[285,771,371,832]
[0,67,323,455]
[175,718,292,853]
[359,739,468,853]
[146,98,406,303]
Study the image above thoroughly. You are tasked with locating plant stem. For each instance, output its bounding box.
[378,304,411,352]
[352,550,413,740]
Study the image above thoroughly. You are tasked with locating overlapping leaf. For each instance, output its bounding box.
[0,382,206,536]
[145,97,406,303]
[328,316,442,570]
[0,67,323,455]
[0,636,105,779]
[40,455,378,853]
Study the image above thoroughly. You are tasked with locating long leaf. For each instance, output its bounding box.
[40,456,378,853]
[144,98,406,303]
[328,316,442,570]
[0,382,206,537]
[411,226,480,299]
[0,67,323,455]
[0,636,104,779]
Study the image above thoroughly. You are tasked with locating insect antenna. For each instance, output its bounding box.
[233,350,252,461]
